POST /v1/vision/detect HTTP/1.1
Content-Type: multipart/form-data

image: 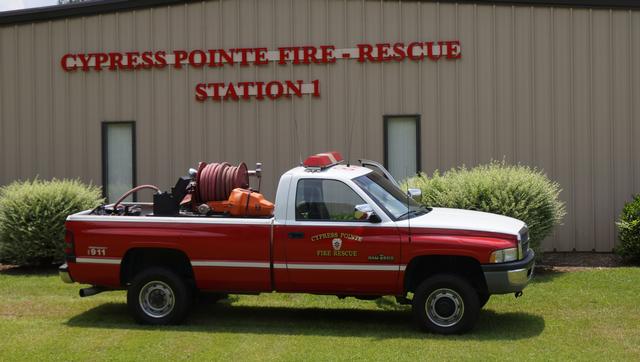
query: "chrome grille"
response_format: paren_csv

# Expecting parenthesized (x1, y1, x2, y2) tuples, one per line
(519, 226, 529, 258)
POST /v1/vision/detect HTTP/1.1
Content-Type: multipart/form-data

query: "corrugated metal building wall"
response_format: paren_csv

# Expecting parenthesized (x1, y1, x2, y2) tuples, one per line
(1, 0, 639, 252)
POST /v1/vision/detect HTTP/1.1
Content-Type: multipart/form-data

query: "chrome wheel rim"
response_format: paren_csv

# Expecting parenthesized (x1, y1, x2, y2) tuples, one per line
(139, 281, 175, 318)
(425, 288, 464, 328)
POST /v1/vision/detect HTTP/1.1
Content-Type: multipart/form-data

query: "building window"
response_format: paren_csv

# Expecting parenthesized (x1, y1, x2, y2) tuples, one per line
(102, 121, 136, 202)
(295, 179, 366, 222)
(384, 115, 421, 182)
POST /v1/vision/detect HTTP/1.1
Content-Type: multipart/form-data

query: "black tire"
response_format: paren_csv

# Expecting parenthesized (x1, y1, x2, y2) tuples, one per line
(412, 274, 480, 334)
(127, 267, 193, 325)
(478, 292, 490, 309)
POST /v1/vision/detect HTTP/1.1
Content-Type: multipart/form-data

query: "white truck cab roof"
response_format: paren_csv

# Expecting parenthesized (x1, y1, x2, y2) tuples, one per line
(283, 164, 373, 181)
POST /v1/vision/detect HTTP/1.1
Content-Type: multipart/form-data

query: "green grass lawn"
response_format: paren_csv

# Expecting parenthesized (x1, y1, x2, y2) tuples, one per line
(1, 268, 639, 361)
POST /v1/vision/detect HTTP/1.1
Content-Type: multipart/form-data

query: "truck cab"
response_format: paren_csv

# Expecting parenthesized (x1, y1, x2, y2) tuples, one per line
(59, 151, 535, 334)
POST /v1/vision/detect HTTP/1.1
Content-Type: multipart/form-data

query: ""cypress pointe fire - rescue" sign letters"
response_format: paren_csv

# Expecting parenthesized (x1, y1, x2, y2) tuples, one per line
(60, 41, 462, 101)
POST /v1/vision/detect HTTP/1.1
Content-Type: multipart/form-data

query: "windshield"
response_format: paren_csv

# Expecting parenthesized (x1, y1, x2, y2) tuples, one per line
(353, 172, 428, 220)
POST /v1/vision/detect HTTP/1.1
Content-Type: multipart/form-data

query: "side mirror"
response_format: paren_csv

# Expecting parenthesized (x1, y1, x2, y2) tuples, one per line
(354, 204, 382, 223)
(407, 188, 421, 201)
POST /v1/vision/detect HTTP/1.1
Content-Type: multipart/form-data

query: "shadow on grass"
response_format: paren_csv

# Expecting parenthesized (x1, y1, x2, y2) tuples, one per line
(0, 265, 58, 276)
(530, 267, 566, 284)
(66, 301, 544, 340)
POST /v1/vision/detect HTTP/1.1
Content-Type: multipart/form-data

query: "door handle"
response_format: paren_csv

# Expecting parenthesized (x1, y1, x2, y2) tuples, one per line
(288, 232, 304, 239)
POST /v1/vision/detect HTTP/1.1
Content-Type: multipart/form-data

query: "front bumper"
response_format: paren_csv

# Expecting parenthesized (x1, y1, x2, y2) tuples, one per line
(59, 263, 74, 284)
(482, 249, 535, 294)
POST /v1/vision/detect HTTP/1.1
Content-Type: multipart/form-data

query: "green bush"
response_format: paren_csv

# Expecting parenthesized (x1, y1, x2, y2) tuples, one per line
(404, 162, 566, 253)
(0, 179, 103, 266)
(615, 195, 640, 262)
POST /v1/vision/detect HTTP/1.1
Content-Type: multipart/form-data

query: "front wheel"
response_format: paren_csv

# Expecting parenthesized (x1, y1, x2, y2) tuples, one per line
(478, 292, 490, 309)
(127, 267, 193, 325)
(412, 274, 480, 334)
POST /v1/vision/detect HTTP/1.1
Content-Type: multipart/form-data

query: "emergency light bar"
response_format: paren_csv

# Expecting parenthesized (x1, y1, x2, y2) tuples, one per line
(303, 151, 344, 169)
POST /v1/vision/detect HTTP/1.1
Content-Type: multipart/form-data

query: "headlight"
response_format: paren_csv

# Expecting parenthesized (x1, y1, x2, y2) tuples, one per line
(489, 248, 519, 263)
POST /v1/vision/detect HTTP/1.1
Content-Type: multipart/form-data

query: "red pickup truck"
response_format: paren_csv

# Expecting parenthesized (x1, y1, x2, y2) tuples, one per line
(59, 152, 534, 334)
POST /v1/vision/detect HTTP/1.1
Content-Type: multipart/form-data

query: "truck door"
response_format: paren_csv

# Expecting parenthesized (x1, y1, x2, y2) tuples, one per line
(278, 178, 401, 294)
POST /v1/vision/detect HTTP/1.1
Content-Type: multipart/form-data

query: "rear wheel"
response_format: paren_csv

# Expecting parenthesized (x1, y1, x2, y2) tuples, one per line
(412, 274, 480, 334)
(127, 267, 192, 325)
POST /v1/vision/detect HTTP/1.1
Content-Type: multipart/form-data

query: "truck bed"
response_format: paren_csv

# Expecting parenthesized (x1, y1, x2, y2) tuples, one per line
(66, 204, 274, 292)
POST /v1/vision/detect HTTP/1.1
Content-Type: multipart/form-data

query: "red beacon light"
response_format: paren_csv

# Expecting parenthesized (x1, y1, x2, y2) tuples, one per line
(303, 151, 344, 170)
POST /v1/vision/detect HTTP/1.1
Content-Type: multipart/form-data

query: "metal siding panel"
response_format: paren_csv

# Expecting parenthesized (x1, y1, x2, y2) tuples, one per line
(364, 0, 383, 163)
(274, 0, 293, 181)
(66, 18, 85, 179)
(33, 23, 52, 180)
(382, 1, 401, 116)
(101, 14, 117, 120)
(65, 19, 79, 179)
(345, 0, 365, 163)
(421, 2, 441, 171)
(591, 9, 614, 251)
(151, 7, 172, 190)
(50, 21, 68, 179)
(82, 16, 102, 185)
(220, 0, 236, 165)
(568, 9, 591, 251)
(307, 0, 330, 157)
(185, 3, 205, 171)
(438, 3, 458, 171)
(17, 24, 35, 180)
(552, 9, 572, 251)
(0, 27, 18, 183)
(400, 1, 421, 116)
(457, 4, 478, 167)
(514, 7, 533, 165)
(0, 28, 4, 185)
(634, 12, 640, 197)
(117, 12, 135, 121)
(251, 0, 276, 199)
(494, 6, 515, 164)
(289, 0, 306, 163)
(115, 11, 137, 193)
(532, 8, 561, 250)
(133, 9, 153, 189)
(168, 4, 189, 179)
(237, 0, 258, 167)
(612, 11, 632, 251)
(203, 0, 223, 164)
(475, 5, 496, 166)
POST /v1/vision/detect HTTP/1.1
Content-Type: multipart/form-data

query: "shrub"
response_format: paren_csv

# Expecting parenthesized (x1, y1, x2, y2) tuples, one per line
(615, 195, 640, 262)
(404, 161, 566, 253)
(0, 179, 103, 266)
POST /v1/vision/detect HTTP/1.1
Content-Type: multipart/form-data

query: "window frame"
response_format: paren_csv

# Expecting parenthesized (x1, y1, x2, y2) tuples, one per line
(383, 114, 422, 179)
(101, 121, 137, 202)
(294, 178, 370, 223)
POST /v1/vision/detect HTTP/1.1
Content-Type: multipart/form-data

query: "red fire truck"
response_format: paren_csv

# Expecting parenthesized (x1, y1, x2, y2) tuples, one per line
(59, 152, 534, 334)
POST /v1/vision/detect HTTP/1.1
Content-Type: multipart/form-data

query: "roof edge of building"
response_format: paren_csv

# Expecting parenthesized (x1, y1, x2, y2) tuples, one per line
(0, 0, 196, 26)
(0, 0, 638, 27)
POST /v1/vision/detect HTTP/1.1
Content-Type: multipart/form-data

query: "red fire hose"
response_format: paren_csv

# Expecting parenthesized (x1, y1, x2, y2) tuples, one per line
(195, 162, 249, 202)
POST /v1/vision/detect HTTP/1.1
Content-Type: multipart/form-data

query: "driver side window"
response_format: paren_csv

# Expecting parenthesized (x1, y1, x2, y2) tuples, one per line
(295, 179, 366, 221)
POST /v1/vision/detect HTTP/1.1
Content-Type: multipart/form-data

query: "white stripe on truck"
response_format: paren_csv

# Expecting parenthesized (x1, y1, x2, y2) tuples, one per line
(76, 257, 121, 265)
(74, 258, 406, 271)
